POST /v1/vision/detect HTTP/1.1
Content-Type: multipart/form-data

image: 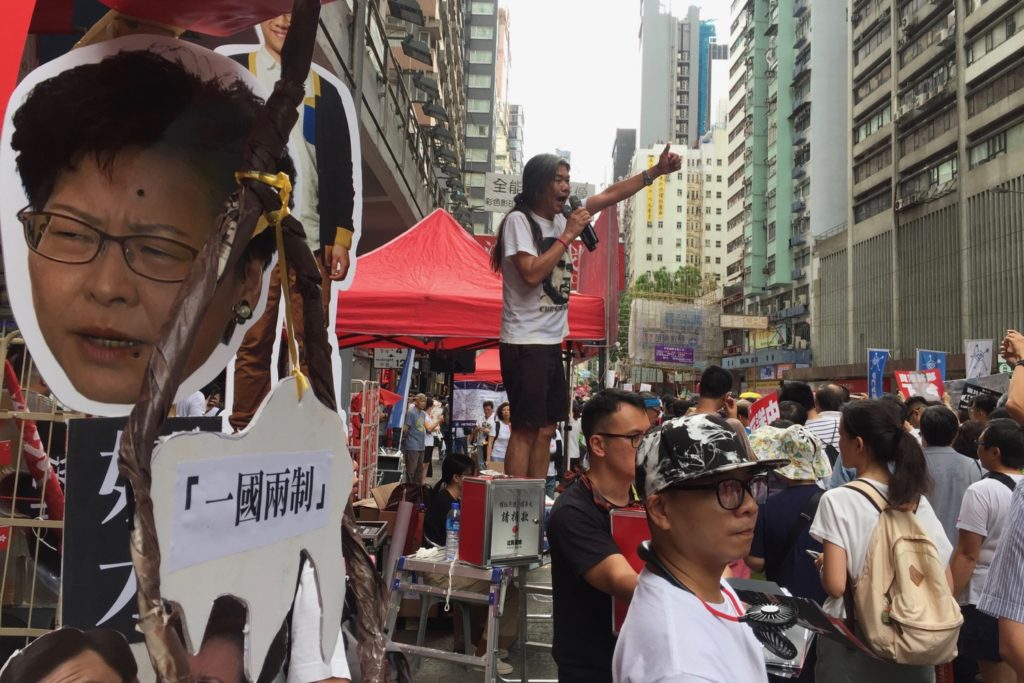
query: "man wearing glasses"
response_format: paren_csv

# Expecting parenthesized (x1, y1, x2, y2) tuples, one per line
(613, 413, 787, 682)
(546, 389, 648, 683)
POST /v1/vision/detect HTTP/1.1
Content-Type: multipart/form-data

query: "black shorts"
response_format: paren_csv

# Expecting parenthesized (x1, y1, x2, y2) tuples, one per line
(959, 604, 1002, 662)
(499, 342, 568, 428)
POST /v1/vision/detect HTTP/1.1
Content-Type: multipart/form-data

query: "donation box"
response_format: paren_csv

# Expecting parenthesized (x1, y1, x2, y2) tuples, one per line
(610, 507, 650, 633)
(460, 476, 545, 566)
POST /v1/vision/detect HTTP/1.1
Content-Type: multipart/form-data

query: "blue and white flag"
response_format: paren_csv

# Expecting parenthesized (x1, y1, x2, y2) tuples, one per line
(868, 348, 890, 399)
(964, 339, 994, 380)
(916, 348, 947, 381)
(387, 349, 416, 430)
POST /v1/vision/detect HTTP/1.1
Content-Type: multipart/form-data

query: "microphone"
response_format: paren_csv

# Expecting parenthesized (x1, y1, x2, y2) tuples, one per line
(563, 196, 599, 252)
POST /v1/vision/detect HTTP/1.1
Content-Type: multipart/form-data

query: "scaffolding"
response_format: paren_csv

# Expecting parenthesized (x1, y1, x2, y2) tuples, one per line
(621, 289, 723, 388)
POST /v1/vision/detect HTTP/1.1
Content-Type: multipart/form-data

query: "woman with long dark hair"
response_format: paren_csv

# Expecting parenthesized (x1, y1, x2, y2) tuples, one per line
(809, 400, 953, 681)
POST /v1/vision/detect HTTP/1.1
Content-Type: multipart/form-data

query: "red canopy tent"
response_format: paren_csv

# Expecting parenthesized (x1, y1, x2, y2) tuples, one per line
(335, 209, 606, 350)
(454, 349, 501, 383)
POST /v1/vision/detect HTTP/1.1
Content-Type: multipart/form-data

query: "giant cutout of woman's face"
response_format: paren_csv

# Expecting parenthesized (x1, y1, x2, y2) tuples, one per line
(0, 36, 275, 416)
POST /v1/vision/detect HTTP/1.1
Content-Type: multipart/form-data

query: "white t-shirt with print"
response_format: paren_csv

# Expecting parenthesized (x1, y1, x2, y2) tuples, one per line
(809, 478, 953, 618)
(500, 209, 574, 344)
(613, 569, 769, 683)
(956, 474, 1024, 605)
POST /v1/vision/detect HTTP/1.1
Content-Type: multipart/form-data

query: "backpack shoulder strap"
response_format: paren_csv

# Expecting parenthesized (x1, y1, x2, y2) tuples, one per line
(778, 488, 824, 566)
(843, 479, 890, 513)
(985, 471, 1018, 492)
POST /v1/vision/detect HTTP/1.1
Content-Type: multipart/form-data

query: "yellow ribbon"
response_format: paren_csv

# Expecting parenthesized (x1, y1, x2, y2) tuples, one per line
(235, 171, 310, 400)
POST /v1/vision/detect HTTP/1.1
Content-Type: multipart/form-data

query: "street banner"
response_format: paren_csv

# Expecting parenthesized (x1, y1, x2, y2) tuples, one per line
(964, 339, 994, 379)
(748, 393, 781, 432)
(867, 349, 890, 399)
(957, 383, 1004, 411)
(916, 349, 948, 381)
(386, 349, 416, 431)
(894, 369, 944, 401)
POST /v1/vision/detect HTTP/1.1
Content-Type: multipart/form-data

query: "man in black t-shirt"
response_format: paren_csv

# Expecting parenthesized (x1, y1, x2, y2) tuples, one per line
(546, 389, 648, 683)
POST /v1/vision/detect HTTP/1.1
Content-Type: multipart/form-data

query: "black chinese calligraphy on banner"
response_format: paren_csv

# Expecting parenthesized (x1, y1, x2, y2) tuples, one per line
(62, 417, 221, 642)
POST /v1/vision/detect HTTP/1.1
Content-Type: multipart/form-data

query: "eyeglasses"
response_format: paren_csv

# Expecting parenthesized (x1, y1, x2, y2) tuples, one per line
(670, 474, 770, 510)
(19, 208, 199, 283)
(597, 432, 646, 448)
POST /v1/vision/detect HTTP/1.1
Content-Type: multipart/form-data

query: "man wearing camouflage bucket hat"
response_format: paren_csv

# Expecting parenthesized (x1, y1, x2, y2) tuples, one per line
(612, 413, 788, 683)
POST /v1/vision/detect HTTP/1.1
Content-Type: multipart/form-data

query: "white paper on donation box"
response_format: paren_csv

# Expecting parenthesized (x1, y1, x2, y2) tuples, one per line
(142, 377, 351, 682)
(489, 485, 542, 562)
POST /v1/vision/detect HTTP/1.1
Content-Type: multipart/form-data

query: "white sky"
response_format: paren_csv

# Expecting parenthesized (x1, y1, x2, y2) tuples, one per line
(503, 0, 729, 188)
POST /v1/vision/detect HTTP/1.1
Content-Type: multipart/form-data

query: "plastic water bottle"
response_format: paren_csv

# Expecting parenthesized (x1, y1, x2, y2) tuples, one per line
(445, 502, 461, 561)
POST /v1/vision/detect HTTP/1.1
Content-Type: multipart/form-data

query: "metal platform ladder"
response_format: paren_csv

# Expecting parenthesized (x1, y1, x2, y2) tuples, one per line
(384, 556, 512, 683)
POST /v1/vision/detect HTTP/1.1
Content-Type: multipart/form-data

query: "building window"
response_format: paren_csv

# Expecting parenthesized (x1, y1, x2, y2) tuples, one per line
(468, 49, 494, 64)
(470, 25, 495, 39)
(470, 1, 495, 14)
(854, 189, 892, 223)
(967, 6, 1024, 64)
(676, 255, 682, 262)
(468, 98, 491, 113)
(646, 237, 653, 244)
(466, 123, 491, 137)
(716, 257, 721, 264)
(853, 104, 891, 143)
(467, 73, 493, 88)
(646, 254, 653, 261)
(465, 148, 489, 162)
(657, 254, 663, 261)
(465, 171, 486, 187)
(715, 241, 722, 248)
(677, 221, 683, 229)
(657, 237, 664, 245)
(968, 61, 1024, 117)
(968, 119, 1024, 167)
(705, 224, 711, 231)
(705, 256, 711, 263)
(716, 208, 722, 215)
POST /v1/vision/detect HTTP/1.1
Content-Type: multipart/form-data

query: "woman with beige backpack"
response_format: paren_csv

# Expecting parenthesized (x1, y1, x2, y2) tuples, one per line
(809, 400, 961, 682)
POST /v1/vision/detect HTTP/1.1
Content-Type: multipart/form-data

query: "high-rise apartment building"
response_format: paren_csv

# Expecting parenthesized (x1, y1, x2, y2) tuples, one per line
(640, 1, 728, 147)
(612, 129, 638, 181)
(698, 124, 730, 284)
(811, 0, 1024, 370)
(623, 144, 696, 282)
(720, 0, 847, 391)
(464, 0, 510, 234)
(508, 103, 525, 174)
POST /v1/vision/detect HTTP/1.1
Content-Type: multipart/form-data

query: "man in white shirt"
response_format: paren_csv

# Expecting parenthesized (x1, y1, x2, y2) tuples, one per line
(492, 147, 681, 479)
(950, 418, 1024, 683)
(613, 413, 787, 683)
(804, 383, 844, 453)
(471, 400, 496, 465)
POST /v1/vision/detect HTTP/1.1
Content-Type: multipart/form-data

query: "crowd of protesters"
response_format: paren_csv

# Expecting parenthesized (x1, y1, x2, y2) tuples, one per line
(543, 330, 1024, 682)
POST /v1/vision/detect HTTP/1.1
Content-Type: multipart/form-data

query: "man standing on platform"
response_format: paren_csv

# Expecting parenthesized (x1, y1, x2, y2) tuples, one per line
(491, 146, 681, 478)
(547, 389, 648, 683)
(228, 12, 356, 431)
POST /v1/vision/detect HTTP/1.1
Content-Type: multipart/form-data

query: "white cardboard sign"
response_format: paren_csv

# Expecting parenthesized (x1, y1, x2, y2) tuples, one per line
(143, 377, 352, 681)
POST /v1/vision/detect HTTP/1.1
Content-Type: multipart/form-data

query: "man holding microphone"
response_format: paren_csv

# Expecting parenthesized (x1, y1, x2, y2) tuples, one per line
(490, 145, 682, 478)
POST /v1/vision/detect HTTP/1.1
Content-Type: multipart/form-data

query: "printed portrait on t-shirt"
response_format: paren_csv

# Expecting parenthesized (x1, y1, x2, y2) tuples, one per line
(539, 236, 573, 310)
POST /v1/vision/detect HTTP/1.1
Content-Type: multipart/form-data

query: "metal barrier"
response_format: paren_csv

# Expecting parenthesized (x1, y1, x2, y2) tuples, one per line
(350, 379, 381, 500)
(0, 331, 82, 646)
